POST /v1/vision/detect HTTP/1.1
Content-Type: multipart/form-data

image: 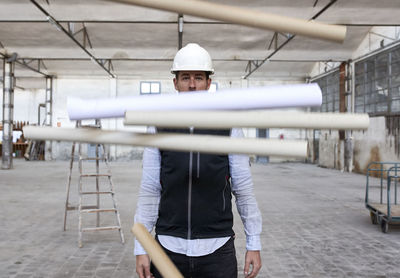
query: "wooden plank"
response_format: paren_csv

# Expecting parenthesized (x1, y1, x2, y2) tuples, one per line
(369, 203, 400, 217)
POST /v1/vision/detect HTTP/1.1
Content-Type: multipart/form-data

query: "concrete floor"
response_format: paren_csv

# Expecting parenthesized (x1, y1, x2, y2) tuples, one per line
(1, 159, 400, 278)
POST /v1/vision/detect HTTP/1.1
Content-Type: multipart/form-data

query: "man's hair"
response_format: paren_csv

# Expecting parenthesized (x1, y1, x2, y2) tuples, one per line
(175, 72, 210, 80)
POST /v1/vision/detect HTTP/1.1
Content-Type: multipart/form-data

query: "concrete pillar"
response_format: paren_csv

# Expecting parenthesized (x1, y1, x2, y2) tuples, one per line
(342, 62, 354, 172)
(45, 76, 53, 160)
(339, 62, 346, 140)
(2, 58, 15, 169)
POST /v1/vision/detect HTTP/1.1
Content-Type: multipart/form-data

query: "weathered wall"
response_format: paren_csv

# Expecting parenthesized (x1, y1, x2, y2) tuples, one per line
(352, 116, 400, 174)
(317, 130, 344, 170)
(317, 117, 400, 173)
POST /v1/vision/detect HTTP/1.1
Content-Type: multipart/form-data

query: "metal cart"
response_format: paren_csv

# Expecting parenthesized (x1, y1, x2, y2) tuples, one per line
(365, 162, 400, 233)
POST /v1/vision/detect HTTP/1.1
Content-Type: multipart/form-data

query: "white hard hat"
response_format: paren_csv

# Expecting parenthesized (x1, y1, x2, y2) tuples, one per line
(171, 43, 214, 74)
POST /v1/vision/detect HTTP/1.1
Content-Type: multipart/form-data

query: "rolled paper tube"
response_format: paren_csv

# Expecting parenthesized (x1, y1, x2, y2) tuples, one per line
(68, 83, 322, 120)
(131, 223, 183, 278)
(124, 111, 369, 130)
(106, 0, 346, 42)
(23, 126, 308, 157)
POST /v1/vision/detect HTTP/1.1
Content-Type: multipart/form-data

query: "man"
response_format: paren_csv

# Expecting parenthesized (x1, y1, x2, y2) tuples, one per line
(134, 43, 262, 278)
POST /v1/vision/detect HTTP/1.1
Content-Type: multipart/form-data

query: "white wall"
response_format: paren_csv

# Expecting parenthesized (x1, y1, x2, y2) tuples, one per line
(0, 85, 45, 145)
(352, 27, 400, 59)
(0, 87, 45, 126)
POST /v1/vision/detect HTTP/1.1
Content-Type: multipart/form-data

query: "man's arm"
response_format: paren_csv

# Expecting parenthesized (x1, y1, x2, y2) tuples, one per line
(230, 128, 262, 278)
(134, 128, 162, 278)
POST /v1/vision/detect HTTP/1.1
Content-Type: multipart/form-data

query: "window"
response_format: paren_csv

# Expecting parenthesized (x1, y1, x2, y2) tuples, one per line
(354, 44, 400, 116)
(313, 70, 340, 112)
(140, 81, 161, 94)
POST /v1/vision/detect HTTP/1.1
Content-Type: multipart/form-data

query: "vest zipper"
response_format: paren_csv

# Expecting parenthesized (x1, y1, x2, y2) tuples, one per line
(187, 127, 194, 240)
(197, 152, 200, 178)
(222, 178, 228, 211)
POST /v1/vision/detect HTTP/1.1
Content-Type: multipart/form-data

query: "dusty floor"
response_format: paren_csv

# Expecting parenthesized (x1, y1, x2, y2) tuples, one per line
(1, 159, 400, 278)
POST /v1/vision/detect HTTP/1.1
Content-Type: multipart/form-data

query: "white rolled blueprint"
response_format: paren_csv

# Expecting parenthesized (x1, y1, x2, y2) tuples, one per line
(67, 83, 322, 120)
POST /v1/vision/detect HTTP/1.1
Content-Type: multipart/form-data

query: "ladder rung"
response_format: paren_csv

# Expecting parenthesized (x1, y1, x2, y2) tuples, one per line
(82, 226, 121, 232)
(79, 125, 101, 128)
(81, 191, 113, 195)
(66, 205, 98, 211)
(80, 174, 111, 177)
(80, 157, 105, 161)
(81, 208, 117, 213)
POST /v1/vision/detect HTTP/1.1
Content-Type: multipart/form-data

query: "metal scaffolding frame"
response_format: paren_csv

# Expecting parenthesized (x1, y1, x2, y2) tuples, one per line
(0, 53, 49, 77)
(44, 76, 53, 160)
(2, 56, 15, 169)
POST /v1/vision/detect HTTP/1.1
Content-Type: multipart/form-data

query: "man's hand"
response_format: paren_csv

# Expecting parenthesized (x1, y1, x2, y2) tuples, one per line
(244, 250, 262, 278)
(136, 254, 153, 278)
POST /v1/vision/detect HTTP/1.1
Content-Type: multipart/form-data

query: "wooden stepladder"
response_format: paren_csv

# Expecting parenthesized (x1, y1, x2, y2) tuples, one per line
(63, 120, 124, 247)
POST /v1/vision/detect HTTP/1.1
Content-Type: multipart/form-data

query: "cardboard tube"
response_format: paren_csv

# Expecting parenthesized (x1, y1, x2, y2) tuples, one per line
(23, 126, 308, 158)
(132, 223, 183, 278)
(124, 111, 369, 130)
(107, 0, 346, 42)
(68, 83, 322, 120)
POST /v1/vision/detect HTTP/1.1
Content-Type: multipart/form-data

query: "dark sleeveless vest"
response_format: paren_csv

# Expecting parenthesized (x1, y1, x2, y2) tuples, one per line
(155, 127, 234, 239)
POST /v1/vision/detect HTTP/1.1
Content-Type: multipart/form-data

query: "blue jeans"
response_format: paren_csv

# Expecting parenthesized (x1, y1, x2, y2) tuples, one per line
(151, 236, 238, 278)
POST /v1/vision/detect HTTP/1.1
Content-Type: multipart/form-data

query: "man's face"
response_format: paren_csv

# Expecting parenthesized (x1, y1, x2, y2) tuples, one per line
(174, 71, 211, 92)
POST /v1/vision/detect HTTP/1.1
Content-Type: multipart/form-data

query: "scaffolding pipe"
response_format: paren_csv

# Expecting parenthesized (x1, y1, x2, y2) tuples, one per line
(107, 0, 346, 42)
(45, 76, 53, 160)
(2, 58, 15, 169)
(45, 76, 53, 126)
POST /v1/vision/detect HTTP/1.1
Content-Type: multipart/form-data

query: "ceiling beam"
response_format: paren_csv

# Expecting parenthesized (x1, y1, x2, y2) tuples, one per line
(0, 19, 399, 26)
(18, 57, 343, 62)
(243, 0, 339, 79)
(12, 57, 342, 63)
(0, 19, 226, 24)
(30, 0, 115, 78)
(0, 52, 49, 77)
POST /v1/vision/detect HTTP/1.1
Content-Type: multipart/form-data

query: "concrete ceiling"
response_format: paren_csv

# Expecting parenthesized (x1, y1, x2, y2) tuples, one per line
(0, 0, 399, 84)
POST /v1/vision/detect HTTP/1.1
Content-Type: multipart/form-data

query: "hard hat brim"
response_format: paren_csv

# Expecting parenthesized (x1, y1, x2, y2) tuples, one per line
(171, 69, 214, 75)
